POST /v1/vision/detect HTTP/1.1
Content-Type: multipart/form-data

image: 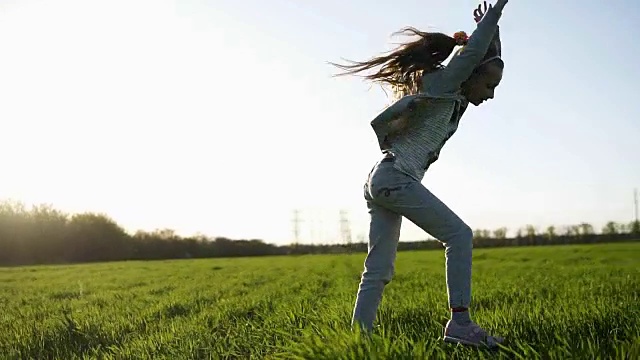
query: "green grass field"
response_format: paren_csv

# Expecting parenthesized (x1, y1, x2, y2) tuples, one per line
(1, 242, 638, 359)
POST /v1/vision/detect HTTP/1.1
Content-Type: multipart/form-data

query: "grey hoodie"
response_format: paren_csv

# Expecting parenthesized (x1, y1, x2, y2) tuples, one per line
(369, 3, 504, 181)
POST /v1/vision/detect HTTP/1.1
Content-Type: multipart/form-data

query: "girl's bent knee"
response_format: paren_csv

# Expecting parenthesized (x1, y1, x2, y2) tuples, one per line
(443, 224, 473, 249)
(460, 225, 473, 244)
(362, 268, 394, 285)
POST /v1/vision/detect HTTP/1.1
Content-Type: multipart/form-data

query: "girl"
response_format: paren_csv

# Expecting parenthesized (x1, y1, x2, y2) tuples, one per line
(331, 0, 509, 348)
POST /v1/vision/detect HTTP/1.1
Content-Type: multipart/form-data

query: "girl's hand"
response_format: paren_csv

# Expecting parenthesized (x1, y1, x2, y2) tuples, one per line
(474, 0, 508, 23)
(473, 1, 490, 23)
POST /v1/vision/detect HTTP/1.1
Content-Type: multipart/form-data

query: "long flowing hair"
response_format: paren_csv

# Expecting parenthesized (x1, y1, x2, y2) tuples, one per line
(329, 27, 461, 99)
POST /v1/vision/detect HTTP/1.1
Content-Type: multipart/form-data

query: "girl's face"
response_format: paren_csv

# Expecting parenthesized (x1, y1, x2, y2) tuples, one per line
(462, 62, 503, 106)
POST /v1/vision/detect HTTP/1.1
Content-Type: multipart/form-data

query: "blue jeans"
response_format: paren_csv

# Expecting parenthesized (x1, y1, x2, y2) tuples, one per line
(351, 156, 474, 331)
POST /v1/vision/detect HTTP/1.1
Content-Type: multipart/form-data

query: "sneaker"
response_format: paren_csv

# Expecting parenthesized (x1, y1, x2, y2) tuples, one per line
(443, 320, 504, 348)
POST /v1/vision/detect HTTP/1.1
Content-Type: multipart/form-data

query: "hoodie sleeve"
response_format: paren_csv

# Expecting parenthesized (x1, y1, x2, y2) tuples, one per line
(425, 2, 505, 95)
(493, 26, 502, 57)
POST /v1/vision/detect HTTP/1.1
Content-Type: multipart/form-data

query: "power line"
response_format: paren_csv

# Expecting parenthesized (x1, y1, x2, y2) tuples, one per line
(635, 188, 638, 224)
(339, 209, 352, 245)
(292, 209, 301, 244)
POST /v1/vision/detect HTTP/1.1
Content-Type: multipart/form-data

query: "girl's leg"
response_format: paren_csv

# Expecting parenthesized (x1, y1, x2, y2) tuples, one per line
(390, 185, 474, 312)
(351, 199, 402, 332)
(367, 163, 503, 346)
(366, 163, 473, 312)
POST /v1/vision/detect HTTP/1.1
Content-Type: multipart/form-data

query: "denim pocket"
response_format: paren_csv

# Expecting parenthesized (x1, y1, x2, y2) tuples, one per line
(367, 163, 415, 205)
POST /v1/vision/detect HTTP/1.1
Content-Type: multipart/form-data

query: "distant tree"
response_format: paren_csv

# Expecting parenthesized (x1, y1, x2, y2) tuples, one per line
(151, 228, 178, 240)
(545, 226, 556, 240)
(631, 220, 640, 235)
(493, 227, 508, 239)
(602, 221, 619, 235)
(619, 223, 628, 234)
(525, 225, 536, 238)
(579, 223, 594, 236)
(29, 204, 68, 263)
(569, 225, 581, 237)
(1, 198, 638, 266)
(66, 213, 131, 262)
(192, 232, 210, 242)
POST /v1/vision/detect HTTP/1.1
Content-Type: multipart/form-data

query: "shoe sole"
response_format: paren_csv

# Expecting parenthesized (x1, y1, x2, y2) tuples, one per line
(443, 335, 482, 347)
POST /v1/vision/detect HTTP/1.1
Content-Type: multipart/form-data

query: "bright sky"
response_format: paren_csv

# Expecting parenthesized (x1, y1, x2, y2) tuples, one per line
(1, 0, 638, 245)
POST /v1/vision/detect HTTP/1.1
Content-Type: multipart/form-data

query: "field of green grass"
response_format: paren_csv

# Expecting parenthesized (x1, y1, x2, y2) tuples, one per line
(1, 242, 638, 359)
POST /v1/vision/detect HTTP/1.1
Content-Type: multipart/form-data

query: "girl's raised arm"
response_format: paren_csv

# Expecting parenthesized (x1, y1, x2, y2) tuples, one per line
(427, 0, 508, 94)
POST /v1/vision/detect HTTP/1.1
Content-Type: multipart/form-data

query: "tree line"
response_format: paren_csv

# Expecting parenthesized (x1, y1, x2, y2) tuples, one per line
(0, 200, 638, 266)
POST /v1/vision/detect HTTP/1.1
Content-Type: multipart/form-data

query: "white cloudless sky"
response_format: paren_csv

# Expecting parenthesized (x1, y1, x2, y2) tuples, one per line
(1, 0, 639, 244)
